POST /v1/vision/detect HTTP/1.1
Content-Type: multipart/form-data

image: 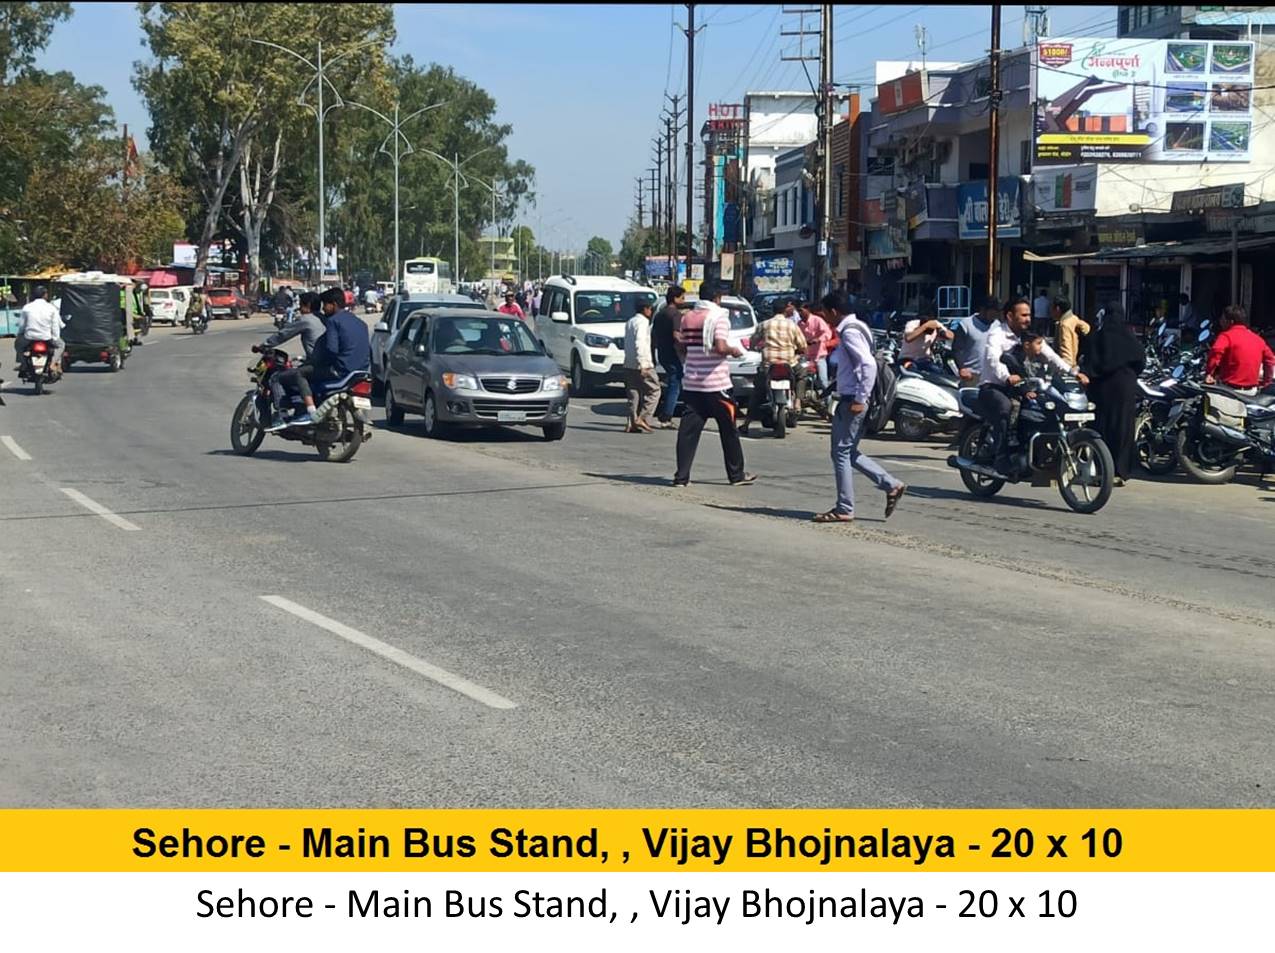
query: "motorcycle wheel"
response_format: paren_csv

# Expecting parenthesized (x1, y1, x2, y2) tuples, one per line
(33, 377, 44, 396)
(1057, 430, 1114, 514)
(316, 403, 362, 463)
(958, 425, 1004, 498)
(1175, 427, 1238, 485)
(230, 394, 266, 456)
(1134, 411, 1178, 476)
(773, 405, 786, 439)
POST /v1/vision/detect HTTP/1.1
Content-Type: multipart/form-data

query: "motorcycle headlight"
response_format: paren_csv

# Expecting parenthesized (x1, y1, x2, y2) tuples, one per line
(1045, 401, 1057, 411)
(1065, 392, 1088, 410)
(441, 372, 480, 391)
(541, 375, 568, 393)
(583, 333, 613, 349)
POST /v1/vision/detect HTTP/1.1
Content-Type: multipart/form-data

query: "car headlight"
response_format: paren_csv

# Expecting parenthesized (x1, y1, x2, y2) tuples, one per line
(541, 375, 569, 393)
(583, 333, 612, 348)
(441, 372, 480, 391)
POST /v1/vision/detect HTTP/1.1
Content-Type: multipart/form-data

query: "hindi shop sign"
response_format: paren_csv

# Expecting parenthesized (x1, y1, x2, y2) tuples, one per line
(957, 178, 1023, 240)
(1170, 183, 1245, 212)
(752, 254, 794, 292)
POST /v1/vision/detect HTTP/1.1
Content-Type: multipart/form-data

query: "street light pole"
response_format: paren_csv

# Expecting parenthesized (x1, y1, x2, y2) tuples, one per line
(416, 145, 496, 288)
(343, 98, 448, 284)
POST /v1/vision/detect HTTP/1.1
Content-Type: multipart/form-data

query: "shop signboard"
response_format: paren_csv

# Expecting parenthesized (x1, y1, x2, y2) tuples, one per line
(644, 256, 671, 278)
(1030, 165, 1098, 214)
(1034, 37, 1254, 164)
(172, 243, 197, 267)
(1096, 223, 1143, 248)
(957, 177, 1023, 240)
(1170, 183, 1245, 212)
(752, 253, 794, 291)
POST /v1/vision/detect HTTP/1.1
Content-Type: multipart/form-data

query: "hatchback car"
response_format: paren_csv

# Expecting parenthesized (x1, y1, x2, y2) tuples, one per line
(384, 309, 569, 441)
(371, 292, 486, 392)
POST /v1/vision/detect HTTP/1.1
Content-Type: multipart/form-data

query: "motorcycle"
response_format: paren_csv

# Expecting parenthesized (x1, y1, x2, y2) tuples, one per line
(18, 339, 62, 395)
(755, 362, 799, 438)
(948, 376, 1115, 514)
(187, 308, 209, 334)
(230, 345, 374, 463)
(1173, 379, 1275, 485)
(796, 355, 831, 420)
(273, 307, 291, 330)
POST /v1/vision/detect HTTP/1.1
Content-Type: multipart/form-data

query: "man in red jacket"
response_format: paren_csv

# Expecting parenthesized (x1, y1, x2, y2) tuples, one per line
(1205, 305, 1275, 394)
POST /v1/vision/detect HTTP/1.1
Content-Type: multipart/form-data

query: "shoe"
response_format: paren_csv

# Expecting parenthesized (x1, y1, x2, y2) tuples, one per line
(1113, 476, 1127, 487)
(264, 416, 288, 433)
(884, 483, 907, 519)
(730, 472, 757, 486)
(671, 478, 689, 487)
(287, 412, 315, 428)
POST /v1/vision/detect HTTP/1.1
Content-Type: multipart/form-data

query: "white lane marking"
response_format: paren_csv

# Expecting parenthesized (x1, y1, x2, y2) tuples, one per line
(1, 436, 31, 461)
(58, 487, 141, 532)
(260, 595, 517, 710)
(873, 457, 952, 474)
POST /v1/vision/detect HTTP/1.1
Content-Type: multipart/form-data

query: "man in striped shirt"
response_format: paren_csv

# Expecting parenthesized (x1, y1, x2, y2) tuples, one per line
(672, 282, 756, 487)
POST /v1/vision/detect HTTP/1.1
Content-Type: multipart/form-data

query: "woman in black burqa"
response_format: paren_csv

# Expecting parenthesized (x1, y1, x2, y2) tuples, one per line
(1081, 302, 1145, 486)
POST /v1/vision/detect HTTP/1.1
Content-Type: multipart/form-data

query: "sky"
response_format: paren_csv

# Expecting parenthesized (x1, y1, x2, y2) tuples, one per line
(35, 3, 1116, 253)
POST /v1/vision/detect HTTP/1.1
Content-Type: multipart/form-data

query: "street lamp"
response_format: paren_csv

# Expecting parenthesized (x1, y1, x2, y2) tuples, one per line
(343, 98, 448, 286)
(470, 176, 507, 283)
(247, 37, 380, 284)
(416, 145, 497, 285)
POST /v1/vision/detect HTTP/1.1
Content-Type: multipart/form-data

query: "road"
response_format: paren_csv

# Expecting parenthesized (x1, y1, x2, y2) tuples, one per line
(1, 313, 1272, 808)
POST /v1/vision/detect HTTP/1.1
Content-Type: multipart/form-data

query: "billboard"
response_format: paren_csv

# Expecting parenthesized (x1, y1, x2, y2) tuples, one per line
(1030, 165, 1097, 214)
(172, 242, 196, 267)
(752, 253, 794, 291)
(1034, 37, 1254, 164)
(957, 177, 1023, 240)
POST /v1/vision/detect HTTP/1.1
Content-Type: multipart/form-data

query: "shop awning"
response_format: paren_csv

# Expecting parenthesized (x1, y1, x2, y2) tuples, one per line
(1024, 235, 1275, 264)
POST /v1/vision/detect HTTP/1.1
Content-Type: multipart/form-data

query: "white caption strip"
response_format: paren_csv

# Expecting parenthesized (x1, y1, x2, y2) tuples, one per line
(260, 595, 517, 710)
(58, 487, 141, 532)
(1, 436, 31, 461)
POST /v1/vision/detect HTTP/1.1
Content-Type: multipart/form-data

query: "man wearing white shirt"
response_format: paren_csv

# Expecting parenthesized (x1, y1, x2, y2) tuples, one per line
(623, 299, 660, 433)
(978, 297, 1086, 473)
(14, 285, 64, 369)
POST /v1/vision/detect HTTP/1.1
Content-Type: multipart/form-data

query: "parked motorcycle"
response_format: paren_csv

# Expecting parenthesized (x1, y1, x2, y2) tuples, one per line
(18, 339, 62, 395)
(1173, 380, 1275, 485)
(230, 345, 374, 463)
(755, 362, 799, 438)
(948, 376, 1114, 513)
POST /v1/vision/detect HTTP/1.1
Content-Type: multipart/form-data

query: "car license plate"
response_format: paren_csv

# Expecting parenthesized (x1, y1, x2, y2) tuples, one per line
(352, 396, 372, 410)
(1063, 412, 1094, 422)
(497, 410, 527, 422)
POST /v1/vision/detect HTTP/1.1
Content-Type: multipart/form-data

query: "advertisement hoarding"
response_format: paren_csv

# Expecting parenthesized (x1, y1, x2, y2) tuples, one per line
(752, 254, 794, 291)
(172, 243, 196, 267)
(957, 178, 1023, 240)
(1030, 165, 1098, 214)
(1034, 37, 1254, 164)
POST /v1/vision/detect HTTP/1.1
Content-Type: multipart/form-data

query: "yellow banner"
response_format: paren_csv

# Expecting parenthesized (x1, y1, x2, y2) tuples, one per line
(1037, 133, 1152, 145)
(1, 810, 1273, 872)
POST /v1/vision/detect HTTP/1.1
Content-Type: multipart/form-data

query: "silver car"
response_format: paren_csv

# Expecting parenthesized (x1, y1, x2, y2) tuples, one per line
(371, 292, 485, 389)
(383, 309, 570, 441)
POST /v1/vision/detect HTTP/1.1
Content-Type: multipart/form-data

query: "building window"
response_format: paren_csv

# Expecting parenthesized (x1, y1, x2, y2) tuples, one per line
(969, 161, 989, 180)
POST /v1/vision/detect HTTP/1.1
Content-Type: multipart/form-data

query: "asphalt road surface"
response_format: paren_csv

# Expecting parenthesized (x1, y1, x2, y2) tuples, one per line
(1, 313, 1272, 808)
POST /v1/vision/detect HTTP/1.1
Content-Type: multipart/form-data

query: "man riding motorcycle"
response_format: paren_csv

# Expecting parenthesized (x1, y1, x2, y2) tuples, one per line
(13, 285, 64, 371)
(978, 297, 1087, 475)
(953, 294, 1001, 385)
(278, 287, 370, 429)
(263, 291, 325, 431)
(740, 301, 807, 435)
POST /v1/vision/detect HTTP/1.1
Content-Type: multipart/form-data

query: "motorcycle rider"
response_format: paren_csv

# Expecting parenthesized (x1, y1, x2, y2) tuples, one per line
(979, 298, 1087, 474)
(283, 287, 371, 428)
(272, 284, 294, 322)
(1204, 305, 1275, 395)
(263, 291, 326, 431)
(13, 285, 64, 372)
(740, 300, 807, 436)
(953, 294, 1000, 384)
(900, 311, 955, 375)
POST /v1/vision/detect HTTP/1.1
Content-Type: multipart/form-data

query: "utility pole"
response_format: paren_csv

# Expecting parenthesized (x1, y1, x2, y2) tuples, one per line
(652, 136, 663, 237)
(820, 3, 833, 298)
(782, 5, 824, 298)
(1023, 5, 1050, 46)
(986, 4, 1002, 300)
(647, 168, 660, 234)
(663, 96, 683, 280)
(683, 3, 697, 281)
(635, 176, 645, 229)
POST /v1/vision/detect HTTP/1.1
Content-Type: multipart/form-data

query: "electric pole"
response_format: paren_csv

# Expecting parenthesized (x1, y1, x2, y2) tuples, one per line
(651, 137, 663, 237)
(684, 3, 696, 281)
(635, 176, 645, 229)
(781, 5, 824, 298)
(986, 3, 1002, 300)
(1023, 5, 1050, 45)
(663, 95, 683, 280)
(820, 3, 833, 298)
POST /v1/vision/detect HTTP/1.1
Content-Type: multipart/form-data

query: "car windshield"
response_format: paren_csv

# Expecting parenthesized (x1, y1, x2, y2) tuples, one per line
(433, 316, 542, 355)
(573, 291, 656, 324)
(151, 290, 170, 300)
(724, 305, 754, 330)
(406, 261, 435, 274)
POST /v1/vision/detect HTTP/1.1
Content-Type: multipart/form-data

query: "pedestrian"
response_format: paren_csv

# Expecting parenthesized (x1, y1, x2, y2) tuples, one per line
(672, 281, 755, 487)
(652, 284, 685, 427)
(1081, 302, 1145, 487)
(814, 291, 906, 523)
(498, 290, 526, 321)
(623, 300, 661, 433)
(1033, 286, 1051, 330)
(1051, 295, 1090, 368)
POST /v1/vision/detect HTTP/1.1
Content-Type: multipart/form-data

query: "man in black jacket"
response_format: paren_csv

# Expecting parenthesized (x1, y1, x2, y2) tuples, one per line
(652, 284, 685, 426)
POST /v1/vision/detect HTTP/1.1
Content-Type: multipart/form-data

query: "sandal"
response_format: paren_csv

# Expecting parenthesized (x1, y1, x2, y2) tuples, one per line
(884, 484, 907, 519)
(813, 510, 854, 523)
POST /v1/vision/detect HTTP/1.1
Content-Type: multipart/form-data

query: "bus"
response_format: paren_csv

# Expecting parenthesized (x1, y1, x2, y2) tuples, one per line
(402, 257, 454, 295)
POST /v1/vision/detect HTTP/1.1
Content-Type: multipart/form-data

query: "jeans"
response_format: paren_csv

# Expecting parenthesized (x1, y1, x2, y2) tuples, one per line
(977, 385, 1015, 460)
(830, 399, 902, 515)
(658, 358, 683, 420)
(674, 389, 746, 483)
(277, 364, 318, 408)
(814, 356, 829, 392)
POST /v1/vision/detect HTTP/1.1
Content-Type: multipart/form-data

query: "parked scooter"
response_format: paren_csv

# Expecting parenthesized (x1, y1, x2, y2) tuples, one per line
(888, 344, 963, 440)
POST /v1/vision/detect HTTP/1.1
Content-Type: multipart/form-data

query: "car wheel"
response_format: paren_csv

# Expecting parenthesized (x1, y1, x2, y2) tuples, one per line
(543, 421, 567, 441)
(570, 354, 595, 397)
(421, 390, 447, 439)
(385, 384, 405, 426)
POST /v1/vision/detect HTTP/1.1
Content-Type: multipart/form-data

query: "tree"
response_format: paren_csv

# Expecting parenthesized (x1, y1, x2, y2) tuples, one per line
(134, 2, 396, 281)
(585, 235, 614, 274)
(617, 216, 663, 278)
(0, 2, 70, 81)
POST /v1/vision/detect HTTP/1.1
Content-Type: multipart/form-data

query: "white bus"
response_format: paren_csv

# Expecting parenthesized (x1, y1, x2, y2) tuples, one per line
(402, 257, 455, 295)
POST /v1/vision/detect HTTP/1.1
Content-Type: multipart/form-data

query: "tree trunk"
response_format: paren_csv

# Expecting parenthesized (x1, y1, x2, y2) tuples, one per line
(236, 129, 282, 293)
(192, 109, 254, 284)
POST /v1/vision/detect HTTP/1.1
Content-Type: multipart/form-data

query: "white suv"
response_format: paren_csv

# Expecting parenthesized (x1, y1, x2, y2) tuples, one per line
(533, 275, 658, 395)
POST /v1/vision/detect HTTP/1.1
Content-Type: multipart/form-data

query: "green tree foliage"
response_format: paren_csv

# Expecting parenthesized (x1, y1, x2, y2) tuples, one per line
(0, 1, 69, 80)
(585, 235, 614, 273)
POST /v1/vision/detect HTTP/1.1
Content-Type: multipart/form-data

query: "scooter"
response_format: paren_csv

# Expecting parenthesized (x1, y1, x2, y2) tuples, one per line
(755, 363, 799, 438)
(889, 345, 963, 440)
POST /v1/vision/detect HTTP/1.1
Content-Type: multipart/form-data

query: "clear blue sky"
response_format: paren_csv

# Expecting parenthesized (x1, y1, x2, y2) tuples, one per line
(36, 3, 1115, 252)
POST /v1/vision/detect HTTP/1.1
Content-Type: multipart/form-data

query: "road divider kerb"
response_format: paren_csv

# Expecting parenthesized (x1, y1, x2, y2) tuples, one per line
(58, 487, 142, 532)
(1, 435, 32, 461)
(259, 594, 518, 710)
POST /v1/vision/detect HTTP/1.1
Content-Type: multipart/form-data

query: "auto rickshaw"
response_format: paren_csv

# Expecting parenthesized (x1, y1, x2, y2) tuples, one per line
(56, 272, 135, 372)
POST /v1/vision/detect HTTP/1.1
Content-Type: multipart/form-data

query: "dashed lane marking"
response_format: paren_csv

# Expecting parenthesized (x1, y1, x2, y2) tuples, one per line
(58, 487, 141, 532)
(1, 436, 31, 461)
(260, 595, 517, 710)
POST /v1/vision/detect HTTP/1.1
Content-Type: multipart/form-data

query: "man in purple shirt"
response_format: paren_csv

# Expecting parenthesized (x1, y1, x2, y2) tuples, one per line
(814, 291, 906, 523)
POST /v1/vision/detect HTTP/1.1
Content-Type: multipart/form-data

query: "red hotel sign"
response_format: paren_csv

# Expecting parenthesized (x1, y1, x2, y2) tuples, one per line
(876, 71, 928, 115)
(708, 102, 746, 132)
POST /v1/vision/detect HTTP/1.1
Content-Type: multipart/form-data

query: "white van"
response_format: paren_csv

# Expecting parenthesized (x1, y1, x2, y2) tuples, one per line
(533, 275, 657, 396)
(149, 286, 192, 325)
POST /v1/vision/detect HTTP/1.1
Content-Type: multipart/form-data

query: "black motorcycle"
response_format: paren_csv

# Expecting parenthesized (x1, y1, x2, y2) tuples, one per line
(18, 339, 62, 395)
(754, 362, 799, 438)
(1174, 381, 1275, 485)
(949, 376, 1115, 513)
